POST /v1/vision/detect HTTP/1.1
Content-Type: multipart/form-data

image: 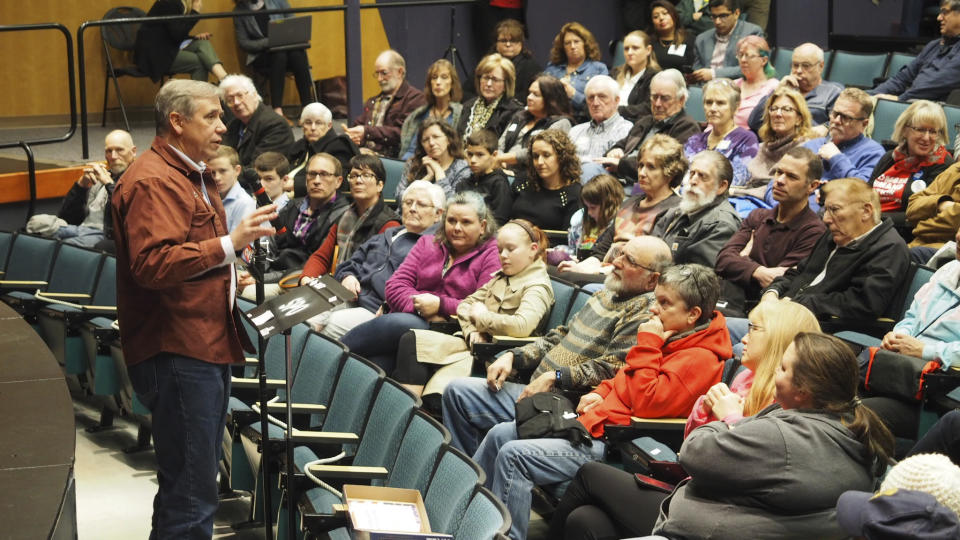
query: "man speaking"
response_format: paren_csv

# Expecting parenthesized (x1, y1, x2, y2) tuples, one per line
(111, 79, 277, 539)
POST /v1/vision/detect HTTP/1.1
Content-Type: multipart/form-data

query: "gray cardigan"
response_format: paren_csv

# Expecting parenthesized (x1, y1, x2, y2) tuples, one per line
(397, 103, 464, 160)
(654, 405, 878, 539)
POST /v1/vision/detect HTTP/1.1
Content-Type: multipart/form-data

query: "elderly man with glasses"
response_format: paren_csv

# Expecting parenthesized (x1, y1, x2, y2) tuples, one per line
(343, 49, 426, 157)
(601, 69, 702, 182)
(747, 42, 843, 132)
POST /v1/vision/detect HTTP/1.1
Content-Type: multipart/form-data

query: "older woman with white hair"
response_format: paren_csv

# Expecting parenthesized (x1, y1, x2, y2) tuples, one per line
(307, 180, 446, 339)
(683, 78, 758, 187)
(286, 102, 359, 197)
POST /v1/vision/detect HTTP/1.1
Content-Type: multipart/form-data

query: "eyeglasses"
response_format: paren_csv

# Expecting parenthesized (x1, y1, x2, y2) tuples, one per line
(908, 125, 941, 136)
(401, 199, 434, 210)
(791, 61, 818, 71)
(610, 246, 655, 272)
(940, 7, 955, 16)
(829, 109, 866, 125)
(747, 322, 765, 333)
(223, 90, 249, 104)
(481, 75, 505, 85)
(301, 119, 327, 127)
(306, 170, 338, 182)
(709, 11, 735, 20)
(769, 105, 797, 115)
(496, 38, 520, 45)
(347, 172, 378, 182)
(373, 69, 394, 79)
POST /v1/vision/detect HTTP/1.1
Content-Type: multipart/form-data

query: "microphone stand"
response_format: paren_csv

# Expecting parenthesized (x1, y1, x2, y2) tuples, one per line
(248, 236, 275, 540)
(443, 6, 467, 82)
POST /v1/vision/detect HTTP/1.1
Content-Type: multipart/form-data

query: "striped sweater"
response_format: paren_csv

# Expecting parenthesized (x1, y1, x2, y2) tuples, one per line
(512, 288, 654, 389)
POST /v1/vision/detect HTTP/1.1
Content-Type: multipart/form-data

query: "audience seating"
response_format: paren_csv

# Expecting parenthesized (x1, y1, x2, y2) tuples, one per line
(381, 157, 405, 205)
(4, 243, 102, 327)
(825, 51, 889, 89)
(0, 231, 13, 275)
(0, 233, 59, 299)
(685, 85, 705, 124)
(884, 51, 917, 79)
(871, 98, 910, 144)
(771, 47, 793, 79)
(100, 6, 153, 133)
(943, 103, 960, 145)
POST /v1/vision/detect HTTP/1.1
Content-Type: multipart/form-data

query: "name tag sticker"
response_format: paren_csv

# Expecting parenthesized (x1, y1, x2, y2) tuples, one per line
(911, 179, 927, 193)
(716, 139, 731, 151)
(668, 44, 687, 56)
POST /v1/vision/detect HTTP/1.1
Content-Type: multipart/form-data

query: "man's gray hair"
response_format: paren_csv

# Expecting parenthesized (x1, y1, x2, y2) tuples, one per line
(300, 102, 332, 124)
(585, 75, 620, 97)
(379, 49, 406, 70)
(658, 263, 720, 325)
(651, 69, 689, 102)
(944, 0, 960, 13)
(155, 79, 220, 136)
(691, 150, 733, 192)
(402, 179, 446, 210)
(218, 74, 262, 102)
(794, 42, 825, 64)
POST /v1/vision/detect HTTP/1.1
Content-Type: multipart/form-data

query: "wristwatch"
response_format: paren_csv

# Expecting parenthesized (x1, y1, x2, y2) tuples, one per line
(555, 369, 562, 389)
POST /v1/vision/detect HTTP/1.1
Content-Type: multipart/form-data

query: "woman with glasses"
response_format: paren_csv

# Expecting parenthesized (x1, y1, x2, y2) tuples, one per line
(551, 332, 893, 540)
(544, 22, 609, 122)
(285, 102, 359, 197)
(868, 100, 953, 219)
(733, 35, 778, 129)
(395, 119, 471, 201)
(398, 59, 464, 161)
(683, 78, 759, 187)
(491, 19, 542, 104)
(305, 180, 445, 339)
(392, 219, 553, 412)
(340, 191, 501, 371)
(648, 0, 697, 73)
(300, 155, 400, 278)
(613, 30, 662, 122)
(738, 86, 813, 195)
(457, 54, 523, 138)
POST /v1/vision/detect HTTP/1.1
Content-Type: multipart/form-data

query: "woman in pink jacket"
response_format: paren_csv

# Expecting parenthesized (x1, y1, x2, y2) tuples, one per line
(340, 191, 501, 371)
(684, 298, 820, 435)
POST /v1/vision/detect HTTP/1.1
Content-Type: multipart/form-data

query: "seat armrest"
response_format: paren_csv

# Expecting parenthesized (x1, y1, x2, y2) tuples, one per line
(266, 402, 327, 414)
(0, 280, 47, 287)
(305, 464, 388, 481)
(231, 377, 286, 389)
(38, 292, 92, 299)
(290, 428, 359, 444)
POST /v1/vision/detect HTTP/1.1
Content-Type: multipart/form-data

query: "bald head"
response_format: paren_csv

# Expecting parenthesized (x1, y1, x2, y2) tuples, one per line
(374, 50, 406, 94)
(791, 43, 825, 93)
(104, 130, 136, 176)
(606, 236, 673, 296)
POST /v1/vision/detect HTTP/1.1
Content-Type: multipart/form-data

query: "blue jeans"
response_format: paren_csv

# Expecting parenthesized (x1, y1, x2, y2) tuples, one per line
(340, 312, 429, 372)
(474, 421, 606, 540)
(727, 316, 749, 357)
(128, 353, 230, 540)
(55, 224, 105, 248)
(441, 377, 526, 456)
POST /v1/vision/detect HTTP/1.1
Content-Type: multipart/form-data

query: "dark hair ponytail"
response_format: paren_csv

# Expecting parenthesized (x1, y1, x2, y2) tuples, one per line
(791, 333, 895, 474)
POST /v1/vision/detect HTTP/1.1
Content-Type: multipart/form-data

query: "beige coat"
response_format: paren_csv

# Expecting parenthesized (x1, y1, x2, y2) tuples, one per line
(907, 161, 960, 248)
(413, 258, 554, 395)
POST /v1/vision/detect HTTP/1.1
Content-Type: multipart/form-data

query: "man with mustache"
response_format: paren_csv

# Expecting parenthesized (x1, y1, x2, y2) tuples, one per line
(650, 150, 741, 267)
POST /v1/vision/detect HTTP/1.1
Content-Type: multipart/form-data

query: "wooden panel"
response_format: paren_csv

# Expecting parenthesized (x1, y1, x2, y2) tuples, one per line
(0, 166, 83, 204)
(0, 0, 390, 120)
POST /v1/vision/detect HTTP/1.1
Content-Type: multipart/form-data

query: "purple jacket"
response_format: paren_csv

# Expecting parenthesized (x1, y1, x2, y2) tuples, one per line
(384, 234, 501, 317)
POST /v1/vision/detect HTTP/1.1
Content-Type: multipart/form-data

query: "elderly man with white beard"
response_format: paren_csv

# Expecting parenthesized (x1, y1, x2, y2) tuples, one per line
(650, 150, 741, 267)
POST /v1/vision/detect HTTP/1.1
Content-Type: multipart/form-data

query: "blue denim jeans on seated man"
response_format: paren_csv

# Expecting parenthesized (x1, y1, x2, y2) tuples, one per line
(441, 377, 526, 456)
(340, 312, 429, 373)
(128, 353, 230, 540)
(474, 420, 607, 540)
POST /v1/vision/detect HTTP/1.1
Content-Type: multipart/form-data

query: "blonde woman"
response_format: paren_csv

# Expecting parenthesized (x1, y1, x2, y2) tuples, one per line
(685, 298, 820, 436)
(457, 54, 522, 138)
(612, 30, 661, 121)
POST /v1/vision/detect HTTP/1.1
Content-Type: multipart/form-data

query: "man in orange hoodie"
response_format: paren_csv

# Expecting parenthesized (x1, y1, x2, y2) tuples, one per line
(473, 263, 733, 540)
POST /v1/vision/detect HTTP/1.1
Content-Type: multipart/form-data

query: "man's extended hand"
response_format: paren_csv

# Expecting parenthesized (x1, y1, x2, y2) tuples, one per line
(229, 204, 278, 249)
(486, 352, 514, 391)
(516, 371, 556, 401)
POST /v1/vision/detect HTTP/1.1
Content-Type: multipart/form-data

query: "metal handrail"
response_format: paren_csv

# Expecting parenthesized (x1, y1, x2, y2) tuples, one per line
(0, 22, 76, 221)
(76, 0, 475, 159)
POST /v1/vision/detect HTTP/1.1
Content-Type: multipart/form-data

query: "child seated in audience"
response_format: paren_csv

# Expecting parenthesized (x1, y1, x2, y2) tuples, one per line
(456, 129, 512, 225)
(553, 173, 624, 265)
(253, 151, 292, 211)
(209, 146, 254, 233)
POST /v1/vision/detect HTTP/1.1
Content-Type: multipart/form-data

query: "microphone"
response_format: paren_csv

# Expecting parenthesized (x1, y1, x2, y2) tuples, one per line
(248, 176, 287, 235)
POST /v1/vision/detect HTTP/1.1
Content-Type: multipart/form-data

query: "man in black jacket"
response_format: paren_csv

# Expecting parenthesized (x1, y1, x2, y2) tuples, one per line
(727, 177, 910, 347)
(220, 74, 294, 188)
(600, 69, 701, 183)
